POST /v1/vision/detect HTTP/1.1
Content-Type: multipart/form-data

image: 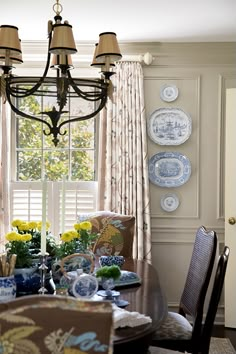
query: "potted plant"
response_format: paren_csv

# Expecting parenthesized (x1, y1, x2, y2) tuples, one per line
(51, 221, 98, 284)
(5, 219, 57, 295)
(55, 221, 98, 259)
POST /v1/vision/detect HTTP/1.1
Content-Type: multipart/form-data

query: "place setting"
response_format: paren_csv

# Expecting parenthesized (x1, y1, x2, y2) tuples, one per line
(59, 255, 141, 308)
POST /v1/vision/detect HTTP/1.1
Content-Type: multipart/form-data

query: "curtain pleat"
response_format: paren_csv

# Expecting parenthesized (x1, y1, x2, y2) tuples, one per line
(0, 98, 11, 251)
(98, 62, 152, 262)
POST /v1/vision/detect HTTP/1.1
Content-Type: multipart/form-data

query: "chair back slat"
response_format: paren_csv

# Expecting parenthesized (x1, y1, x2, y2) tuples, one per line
(180, 226, 217, 316)
(179, 226, 217, 344)
(200, 246, 230, 354)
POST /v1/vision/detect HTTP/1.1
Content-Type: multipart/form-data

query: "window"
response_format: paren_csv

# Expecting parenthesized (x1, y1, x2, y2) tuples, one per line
(10, 85, 98, 236)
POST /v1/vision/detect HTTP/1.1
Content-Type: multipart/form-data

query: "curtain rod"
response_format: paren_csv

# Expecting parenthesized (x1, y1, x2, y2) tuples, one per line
(121, 52, 153, 65)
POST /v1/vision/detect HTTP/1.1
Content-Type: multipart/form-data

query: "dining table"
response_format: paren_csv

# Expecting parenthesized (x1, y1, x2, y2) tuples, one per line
(0, 256, 167, 354)
(112, 258, 167, 354)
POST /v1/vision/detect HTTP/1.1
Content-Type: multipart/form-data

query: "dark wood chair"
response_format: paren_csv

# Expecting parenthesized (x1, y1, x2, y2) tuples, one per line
(200, 246, 230, 354)
(151, 226, 217, 354)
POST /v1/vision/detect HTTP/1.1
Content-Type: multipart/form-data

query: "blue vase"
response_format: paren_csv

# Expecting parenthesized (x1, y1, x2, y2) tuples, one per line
(0, 276, 16, 302)
(14, 267, 41, 296)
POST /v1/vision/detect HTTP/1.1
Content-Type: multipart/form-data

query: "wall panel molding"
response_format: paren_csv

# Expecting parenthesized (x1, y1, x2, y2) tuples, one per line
(151, 226, 224, 244)
(146, 75, 201, 219)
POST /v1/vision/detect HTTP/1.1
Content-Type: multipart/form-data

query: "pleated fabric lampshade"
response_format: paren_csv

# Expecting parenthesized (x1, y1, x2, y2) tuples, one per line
(49, 22, 77, 54)
(0, 25, 22, 57)
(50, 54, 73, 69)
(91, 43, 115, 67)
(96, 32, 122, 63)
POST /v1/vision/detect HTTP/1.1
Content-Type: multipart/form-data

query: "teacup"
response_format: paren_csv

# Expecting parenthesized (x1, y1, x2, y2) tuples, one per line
(99, 255, 125, 267)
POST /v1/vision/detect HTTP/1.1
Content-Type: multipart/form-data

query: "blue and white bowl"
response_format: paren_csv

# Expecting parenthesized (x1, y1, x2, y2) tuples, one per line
(99, 255, 125, 267)
(0, 275, 17, 302)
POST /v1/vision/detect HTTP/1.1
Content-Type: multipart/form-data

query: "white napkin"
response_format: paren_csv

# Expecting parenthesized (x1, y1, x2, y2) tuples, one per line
(112, 303, 152, 329)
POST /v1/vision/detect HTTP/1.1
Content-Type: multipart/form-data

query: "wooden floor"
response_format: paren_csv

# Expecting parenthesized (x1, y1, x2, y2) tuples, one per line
(212, 325, 236, 350)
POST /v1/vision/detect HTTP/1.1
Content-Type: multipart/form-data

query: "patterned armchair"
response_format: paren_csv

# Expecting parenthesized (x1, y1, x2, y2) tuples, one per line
(78, 211, 135, 258)
(0, 295, 113, 354)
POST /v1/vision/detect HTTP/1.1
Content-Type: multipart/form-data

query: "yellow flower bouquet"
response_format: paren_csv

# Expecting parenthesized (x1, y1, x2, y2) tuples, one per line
(5, 219, 57, 268)
(56, 221, 98, 259)
(5, 231, 33, 268)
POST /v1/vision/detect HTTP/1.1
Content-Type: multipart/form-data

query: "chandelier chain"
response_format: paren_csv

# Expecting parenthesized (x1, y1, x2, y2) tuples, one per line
(53, 0, 63, 17)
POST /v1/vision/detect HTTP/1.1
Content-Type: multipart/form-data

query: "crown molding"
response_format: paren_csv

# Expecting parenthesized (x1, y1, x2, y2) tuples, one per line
(20, 40, 236, 67)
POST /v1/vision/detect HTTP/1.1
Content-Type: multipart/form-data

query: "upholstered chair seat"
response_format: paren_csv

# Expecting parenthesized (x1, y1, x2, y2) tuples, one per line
(153, 312, 192, 341)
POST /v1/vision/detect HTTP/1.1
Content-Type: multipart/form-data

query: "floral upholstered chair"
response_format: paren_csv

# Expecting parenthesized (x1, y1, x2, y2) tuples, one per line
(0, 295, 113, 354)
(77, 211, 135, 258)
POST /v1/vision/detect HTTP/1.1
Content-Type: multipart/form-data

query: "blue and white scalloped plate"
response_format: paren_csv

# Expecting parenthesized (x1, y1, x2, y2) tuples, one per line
(149, 152, 191, 187)
(98, 271, 141, 288)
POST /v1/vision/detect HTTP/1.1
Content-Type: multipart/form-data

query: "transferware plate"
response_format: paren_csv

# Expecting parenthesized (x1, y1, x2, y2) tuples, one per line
(149, 151, 191, 187)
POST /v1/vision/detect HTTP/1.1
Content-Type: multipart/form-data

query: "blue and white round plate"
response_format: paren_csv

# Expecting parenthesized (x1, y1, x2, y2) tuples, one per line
(72, 274, 98, 299)
(161, 193, 180, 212)
(160, 84, 179, 102)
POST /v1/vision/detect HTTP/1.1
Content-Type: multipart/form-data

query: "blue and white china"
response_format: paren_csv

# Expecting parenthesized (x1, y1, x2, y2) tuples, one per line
(148, 108, 192, 145)
(99, 255, 125, 267)
(113, 270, 141, 287)
(97, 277, 130, 307)
(160, 84, 179, 102)
(71, 273, 98, 299)
(149, 152, 191, 187)
(97, 277, 120, 299)
(14, 267, 41, 295)
(161, 193, 180, 212)
(0, 276, 16, 302)
(97, 270, 141, 288)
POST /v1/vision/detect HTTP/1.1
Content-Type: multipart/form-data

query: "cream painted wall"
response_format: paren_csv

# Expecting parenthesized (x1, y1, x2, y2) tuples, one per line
(141, 42, 236, 323)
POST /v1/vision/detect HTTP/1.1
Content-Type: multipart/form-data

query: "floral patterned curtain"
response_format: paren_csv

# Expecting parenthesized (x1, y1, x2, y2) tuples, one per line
(98, 61, 152, 262)
(0, 96, 11, 251)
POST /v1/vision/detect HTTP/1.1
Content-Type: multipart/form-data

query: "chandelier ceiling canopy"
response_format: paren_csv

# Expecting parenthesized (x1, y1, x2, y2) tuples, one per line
(0, 0, 122, 146)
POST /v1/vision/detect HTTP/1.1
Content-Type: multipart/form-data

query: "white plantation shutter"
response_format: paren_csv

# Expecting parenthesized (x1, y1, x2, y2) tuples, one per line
(61, 182, 98, 232)
(10, 181, 97, 238)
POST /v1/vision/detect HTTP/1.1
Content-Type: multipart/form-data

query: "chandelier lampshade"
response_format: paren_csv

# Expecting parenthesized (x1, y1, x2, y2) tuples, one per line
(49, 22, 77, 54)
(0, 0, 122, 146)
(0, 25, 22, 57)
(91, 43, 115, 68)
(0, 53, 23, 64)
(96, 32, 122, 62)
(50, 54, 73, 70)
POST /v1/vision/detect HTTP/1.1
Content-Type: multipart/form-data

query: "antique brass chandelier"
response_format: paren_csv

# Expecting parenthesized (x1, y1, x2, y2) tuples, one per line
(0, 0, 122, 146)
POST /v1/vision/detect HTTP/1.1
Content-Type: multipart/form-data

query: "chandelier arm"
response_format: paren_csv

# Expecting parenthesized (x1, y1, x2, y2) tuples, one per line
(5, 87, 52, 131)
(67, 71, 109, 102)
(70, 80, 108, 102)
(6, 33, 53, 99)
(57, 93, 107, 131)
(5, 76, 107, 101)
(5, 80, 51, 98)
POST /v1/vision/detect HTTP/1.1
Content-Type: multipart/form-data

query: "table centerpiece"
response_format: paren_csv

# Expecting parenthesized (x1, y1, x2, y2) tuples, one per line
(5, 219, 57, 295)
(52, 221, 99, 284)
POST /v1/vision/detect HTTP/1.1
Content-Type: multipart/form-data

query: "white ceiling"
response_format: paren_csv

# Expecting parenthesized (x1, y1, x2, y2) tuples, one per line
(1, 0, 236, 43)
